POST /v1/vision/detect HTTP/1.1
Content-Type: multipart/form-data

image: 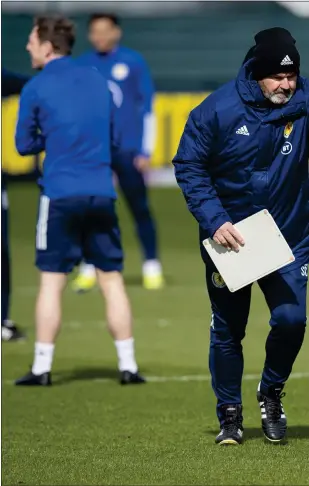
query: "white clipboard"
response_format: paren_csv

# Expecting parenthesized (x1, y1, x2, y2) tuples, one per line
(203, 209, 295, 292)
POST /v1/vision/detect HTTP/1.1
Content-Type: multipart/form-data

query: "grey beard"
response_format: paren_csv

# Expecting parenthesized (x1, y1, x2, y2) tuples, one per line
(265, 90, 293, 105)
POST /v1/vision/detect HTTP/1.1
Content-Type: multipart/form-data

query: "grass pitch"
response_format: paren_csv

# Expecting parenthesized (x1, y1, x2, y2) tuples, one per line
(2, 183, 309, 485)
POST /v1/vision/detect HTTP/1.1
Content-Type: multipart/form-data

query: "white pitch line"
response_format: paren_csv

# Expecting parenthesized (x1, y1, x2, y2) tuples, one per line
(3, 371, 309, 386)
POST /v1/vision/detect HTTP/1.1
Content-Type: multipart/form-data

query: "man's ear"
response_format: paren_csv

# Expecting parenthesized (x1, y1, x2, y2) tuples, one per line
(43, 40, 54, 57)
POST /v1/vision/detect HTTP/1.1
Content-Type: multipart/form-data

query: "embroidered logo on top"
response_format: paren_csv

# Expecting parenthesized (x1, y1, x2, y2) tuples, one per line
(111, 63, 130, 81)
(281, 141, 292, 155)
(236, 125, 250, 136)
(284, 122, 293, 139)
(211, 272, 226, 288)
(280, 55, 293, 66)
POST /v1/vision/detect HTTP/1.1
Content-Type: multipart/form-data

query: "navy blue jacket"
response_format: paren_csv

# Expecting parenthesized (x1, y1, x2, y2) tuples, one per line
(173, 61, 309, 269)
(78, 47, 156, 157)
(15, 57, 117, 200)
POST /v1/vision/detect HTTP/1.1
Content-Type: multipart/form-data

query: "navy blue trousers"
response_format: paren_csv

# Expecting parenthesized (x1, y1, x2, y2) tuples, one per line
(112, 152, 158, 261)
(206, 262, 308, 423)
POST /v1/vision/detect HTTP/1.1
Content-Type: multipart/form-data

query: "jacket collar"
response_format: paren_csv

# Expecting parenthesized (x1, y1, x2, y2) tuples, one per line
(43, 56, 72, 71)
(93, 46, 119, 58)
(236, 60, 307, 121)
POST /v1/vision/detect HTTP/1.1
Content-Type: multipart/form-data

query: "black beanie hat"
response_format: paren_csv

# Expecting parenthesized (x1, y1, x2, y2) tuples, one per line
(249, 27, 300, 80)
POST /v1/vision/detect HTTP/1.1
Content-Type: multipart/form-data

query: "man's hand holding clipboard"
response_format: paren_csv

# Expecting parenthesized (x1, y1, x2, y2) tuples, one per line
(203, 209, 295, 292)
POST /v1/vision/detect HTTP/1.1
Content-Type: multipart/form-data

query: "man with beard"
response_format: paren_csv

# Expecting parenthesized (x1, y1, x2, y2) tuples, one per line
(173, 28, 309, 445)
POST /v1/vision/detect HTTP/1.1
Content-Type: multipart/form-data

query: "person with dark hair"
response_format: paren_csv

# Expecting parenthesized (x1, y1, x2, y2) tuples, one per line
(27, 15, 75, 68)
(88, 13, 120, 27)
(1, 68, 29, 341)
(73, 13, 164, 292)
(14, 15, 145, 386)
(173, 27, 308, 445)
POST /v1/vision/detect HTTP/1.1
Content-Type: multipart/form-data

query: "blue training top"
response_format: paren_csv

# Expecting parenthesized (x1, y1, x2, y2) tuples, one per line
(78, 46, 156, 157)
(15, 56, 117, 200)
(173, 60, 309, 270)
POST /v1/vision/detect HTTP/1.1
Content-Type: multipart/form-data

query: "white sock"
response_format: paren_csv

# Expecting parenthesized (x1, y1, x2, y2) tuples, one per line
(114, 338, 138, 373)
(79, 262, 96, 278)
(32, 342, 55, 375)
(142, 259, 162, 277)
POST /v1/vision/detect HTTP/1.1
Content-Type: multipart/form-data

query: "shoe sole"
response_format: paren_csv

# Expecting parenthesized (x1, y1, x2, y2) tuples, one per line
(15, 382, 52, 386)
(218, 439, 241, 446)
(72, 287, 95, 294)
(2, 335, 26, 342)
(263, 433, 285, 444)
(143, 285, 164, 290)
(143, 278, 165, 291)
(120, 381, 146, 385)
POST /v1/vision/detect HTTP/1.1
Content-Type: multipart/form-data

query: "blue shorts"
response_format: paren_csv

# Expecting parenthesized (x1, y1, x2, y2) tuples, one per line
(35, 195, 123, 273)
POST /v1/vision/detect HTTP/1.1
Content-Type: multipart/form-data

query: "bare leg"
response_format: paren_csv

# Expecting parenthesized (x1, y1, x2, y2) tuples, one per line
(36, 272, 67, 342)
(96, 269, 138, 373)
(96, 270, 132, 340)
(32, 272, 67, 375)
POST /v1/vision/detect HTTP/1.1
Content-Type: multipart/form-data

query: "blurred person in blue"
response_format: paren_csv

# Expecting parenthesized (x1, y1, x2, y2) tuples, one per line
(14, 15, 145, 386)
(73, 13, 164, 293)
(173, 28, 308, 445)
(1, 68, 29, 341)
